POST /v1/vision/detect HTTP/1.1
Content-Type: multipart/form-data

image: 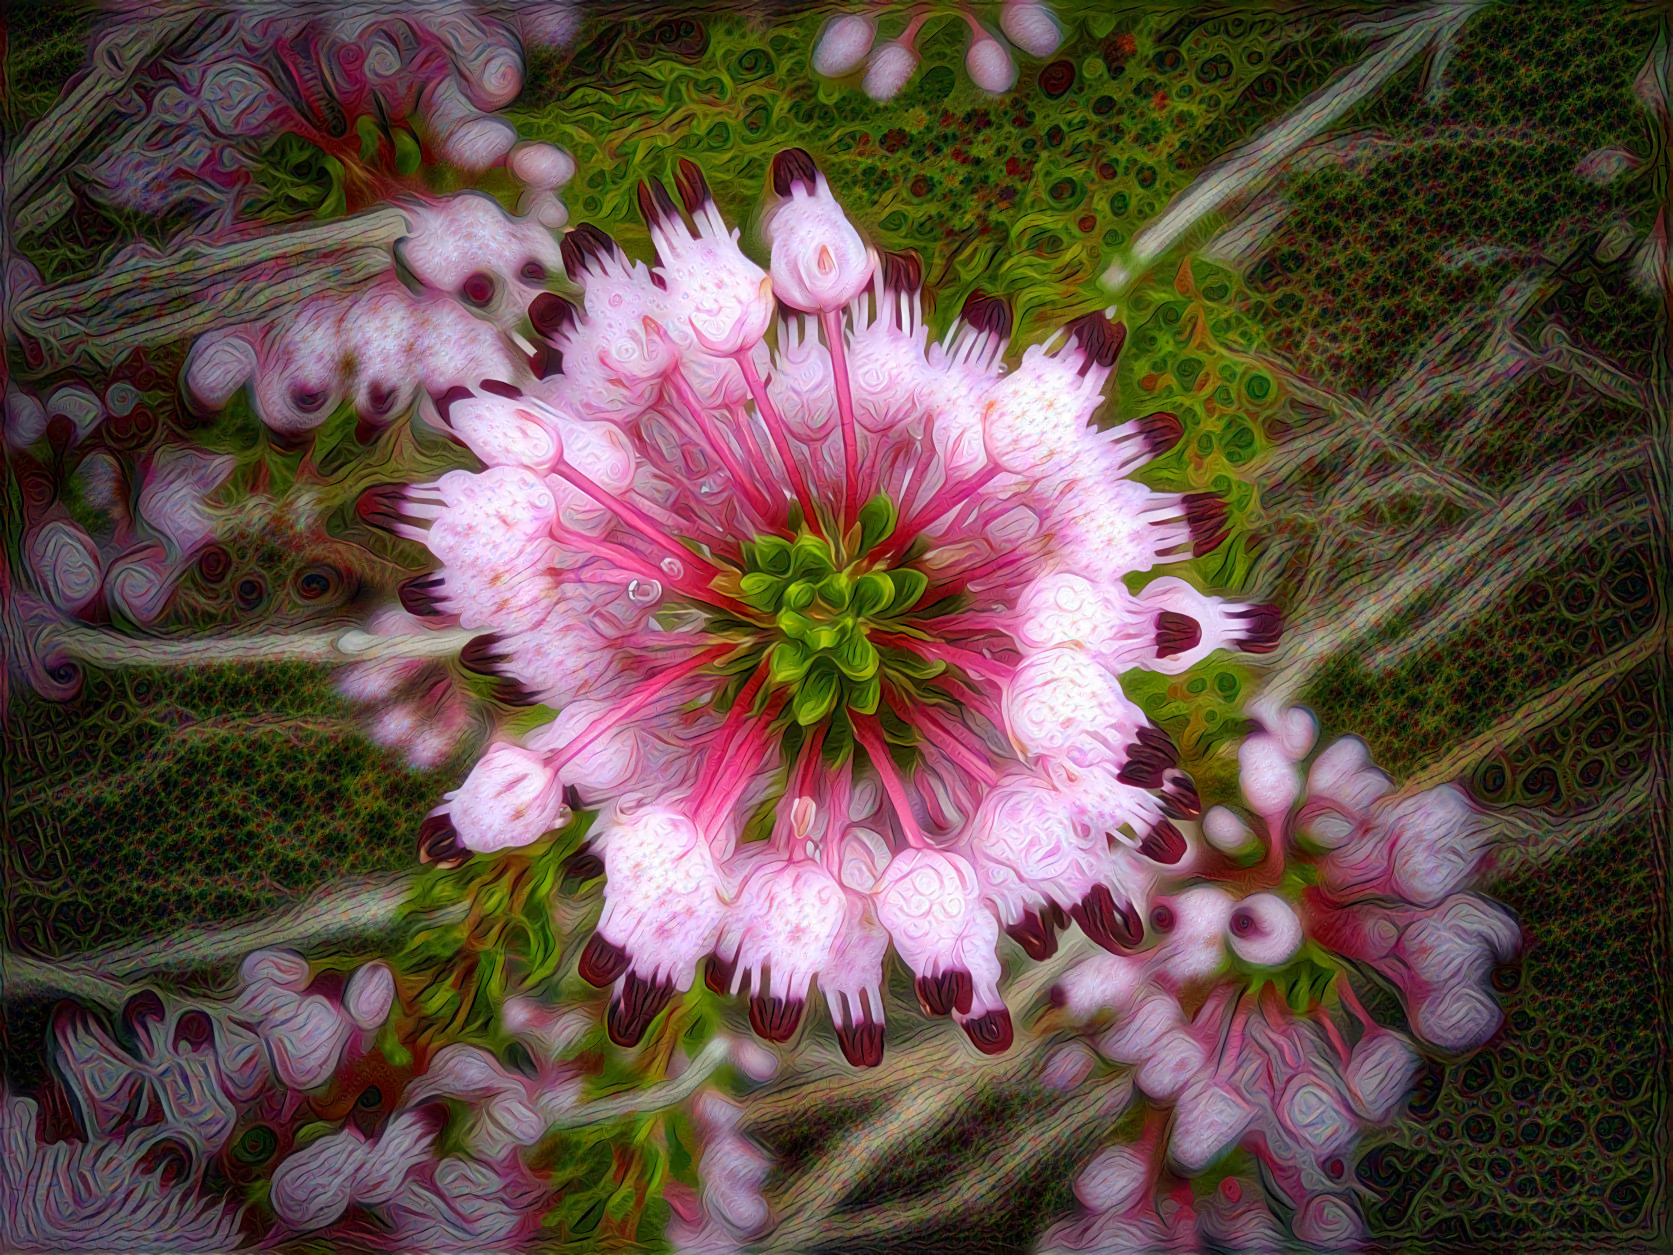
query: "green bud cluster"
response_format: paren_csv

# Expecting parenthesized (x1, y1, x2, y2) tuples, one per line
(728, 495, 938, 727)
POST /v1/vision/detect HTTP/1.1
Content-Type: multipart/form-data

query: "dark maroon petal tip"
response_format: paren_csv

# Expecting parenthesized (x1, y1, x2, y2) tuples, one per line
(1071, 885, 1144, 953)
(478, 379, 522, 401)
(1155, 610, 1202, 659)
(563, 784, 585, 812)
(749, 995, 805, 1043)
(703, 951, 736, 996)
(1138, 819, 1188, 865)
(636, 178, 681, 232)
(962, 1008, 1013, 1055)
(560, 224, 619, 280)
(578, 934, 631, 988)
(528, 342, 560, 380)
(1183, 492, 1230, 557)
(771, 147, 820, 196)
(880, 248, 923, 295)
(355, 482, 410, 531)
(563, 842, 604, 882)
(172, 1009, 214, 1053)
(419, 813, 467, 867)
(674, 157, 712, 214)
(398, 573, 447, 618)
(1004, 909, 1060, 961)
(459, 633, 505, 676)
(529, 292, 578, 341)
(607, 972, 674, 1046)
(433, 385, 475, 428)
(494, 681, 543, 707)
(1230, 604, 1283, 654)
(958, 289, 1013, 339)
(1160, 772, 1202, 820)
(1117, 725, 1177, 788)
(1136, 410, 1183, 455)
(121, 991, 166, 1040)
(915, 969, 974, 1017)
(1065, 313, 1125, 373)
(835, 1017, 885, 1068)
(460, 270, 497, 308)
(578, 933, 631, 987)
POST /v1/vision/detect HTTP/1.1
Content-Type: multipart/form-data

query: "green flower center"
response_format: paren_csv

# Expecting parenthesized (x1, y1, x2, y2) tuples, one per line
(702, 493, 951, 730)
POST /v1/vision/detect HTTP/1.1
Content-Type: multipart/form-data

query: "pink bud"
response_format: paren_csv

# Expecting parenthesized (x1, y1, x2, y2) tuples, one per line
(813, 14, 876, 76)
(965, 26, 1018, 93)
(863, 41, 919, 101)
(441, 742, 568, 854)
(1001, 1, 1063, 58)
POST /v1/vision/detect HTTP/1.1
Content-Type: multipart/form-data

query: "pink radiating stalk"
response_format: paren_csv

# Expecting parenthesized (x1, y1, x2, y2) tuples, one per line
(890, 464, 1002, 552)
(548, 643, 734, 772)
(694, 694, 787, 835)
(549, 459, 725, 583)
(905, 703, 1001, 785)
(732, 351, 825, 538)
(663, 364, 777, 521)
(820, 308, 862, 529)
(851, 714, 930, 848)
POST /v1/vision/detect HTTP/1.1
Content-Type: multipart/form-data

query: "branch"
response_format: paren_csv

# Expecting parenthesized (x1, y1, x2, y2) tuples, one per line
(45, 624, 473, 668)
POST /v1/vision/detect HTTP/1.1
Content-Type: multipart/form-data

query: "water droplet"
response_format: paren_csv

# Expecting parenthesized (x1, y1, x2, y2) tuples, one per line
(628, 579, 662, 604)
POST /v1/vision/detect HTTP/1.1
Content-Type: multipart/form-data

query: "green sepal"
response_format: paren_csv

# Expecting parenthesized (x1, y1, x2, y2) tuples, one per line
(793, 660, 842, 725)
(886, 567, 929, 614)
(853, 571, 895, 616)
(776, 608, 815, 640)
(782, 579, 817, 611)
(834, 631, 880, 681)
(846, 673, 882, 714)
(807, 621, 844, 652)
(817, 569, 852, 610)
(740, 571, 781, 600)
(755, 535, 794, 576)
(768, 639, 812, 683)
(857, 492, 898, 553)
(790, 534, 836, 578)
(880, 645, 946, 681)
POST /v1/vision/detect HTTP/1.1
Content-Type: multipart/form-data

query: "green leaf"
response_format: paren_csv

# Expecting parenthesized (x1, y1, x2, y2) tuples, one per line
(886, 568, 929, 615)
(790, 534, 835, 578)
(740, 571, 780, 599)
(794, 661, 841, 725)
(881, 645, 946, 681)
(857, 493, 898, 552)
(392, 126, 422, 176)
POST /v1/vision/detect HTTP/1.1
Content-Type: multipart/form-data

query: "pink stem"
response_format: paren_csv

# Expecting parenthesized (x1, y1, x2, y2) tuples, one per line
(547, 644, 733, 772)
(694, 694, 786, 835)
(820, 308, 861, 530)
(851, 715, 930, 849)
(733, 351, 825, 538)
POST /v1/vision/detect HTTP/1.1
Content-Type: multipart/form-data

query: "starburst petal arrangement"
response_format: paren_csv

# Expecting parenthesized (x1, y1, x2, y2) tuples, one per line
(360, 148, 1280, 1065)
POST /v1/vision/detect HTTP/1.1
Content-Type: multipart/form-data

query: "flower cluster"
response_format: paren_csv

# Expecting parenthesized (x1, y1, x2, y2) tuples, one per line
(185, 176, 570, 444)
(814, 2, 1064, 100)
(1041, 707, 1518, 1249)
(65, 0, 579, 219)
(366, 149, 1279, 1064)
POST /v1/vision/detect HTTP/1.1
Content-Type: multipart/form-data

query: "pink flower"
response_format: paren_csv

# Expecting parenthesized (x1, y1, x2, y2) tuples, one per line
(367, 154, 1265, 1067)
